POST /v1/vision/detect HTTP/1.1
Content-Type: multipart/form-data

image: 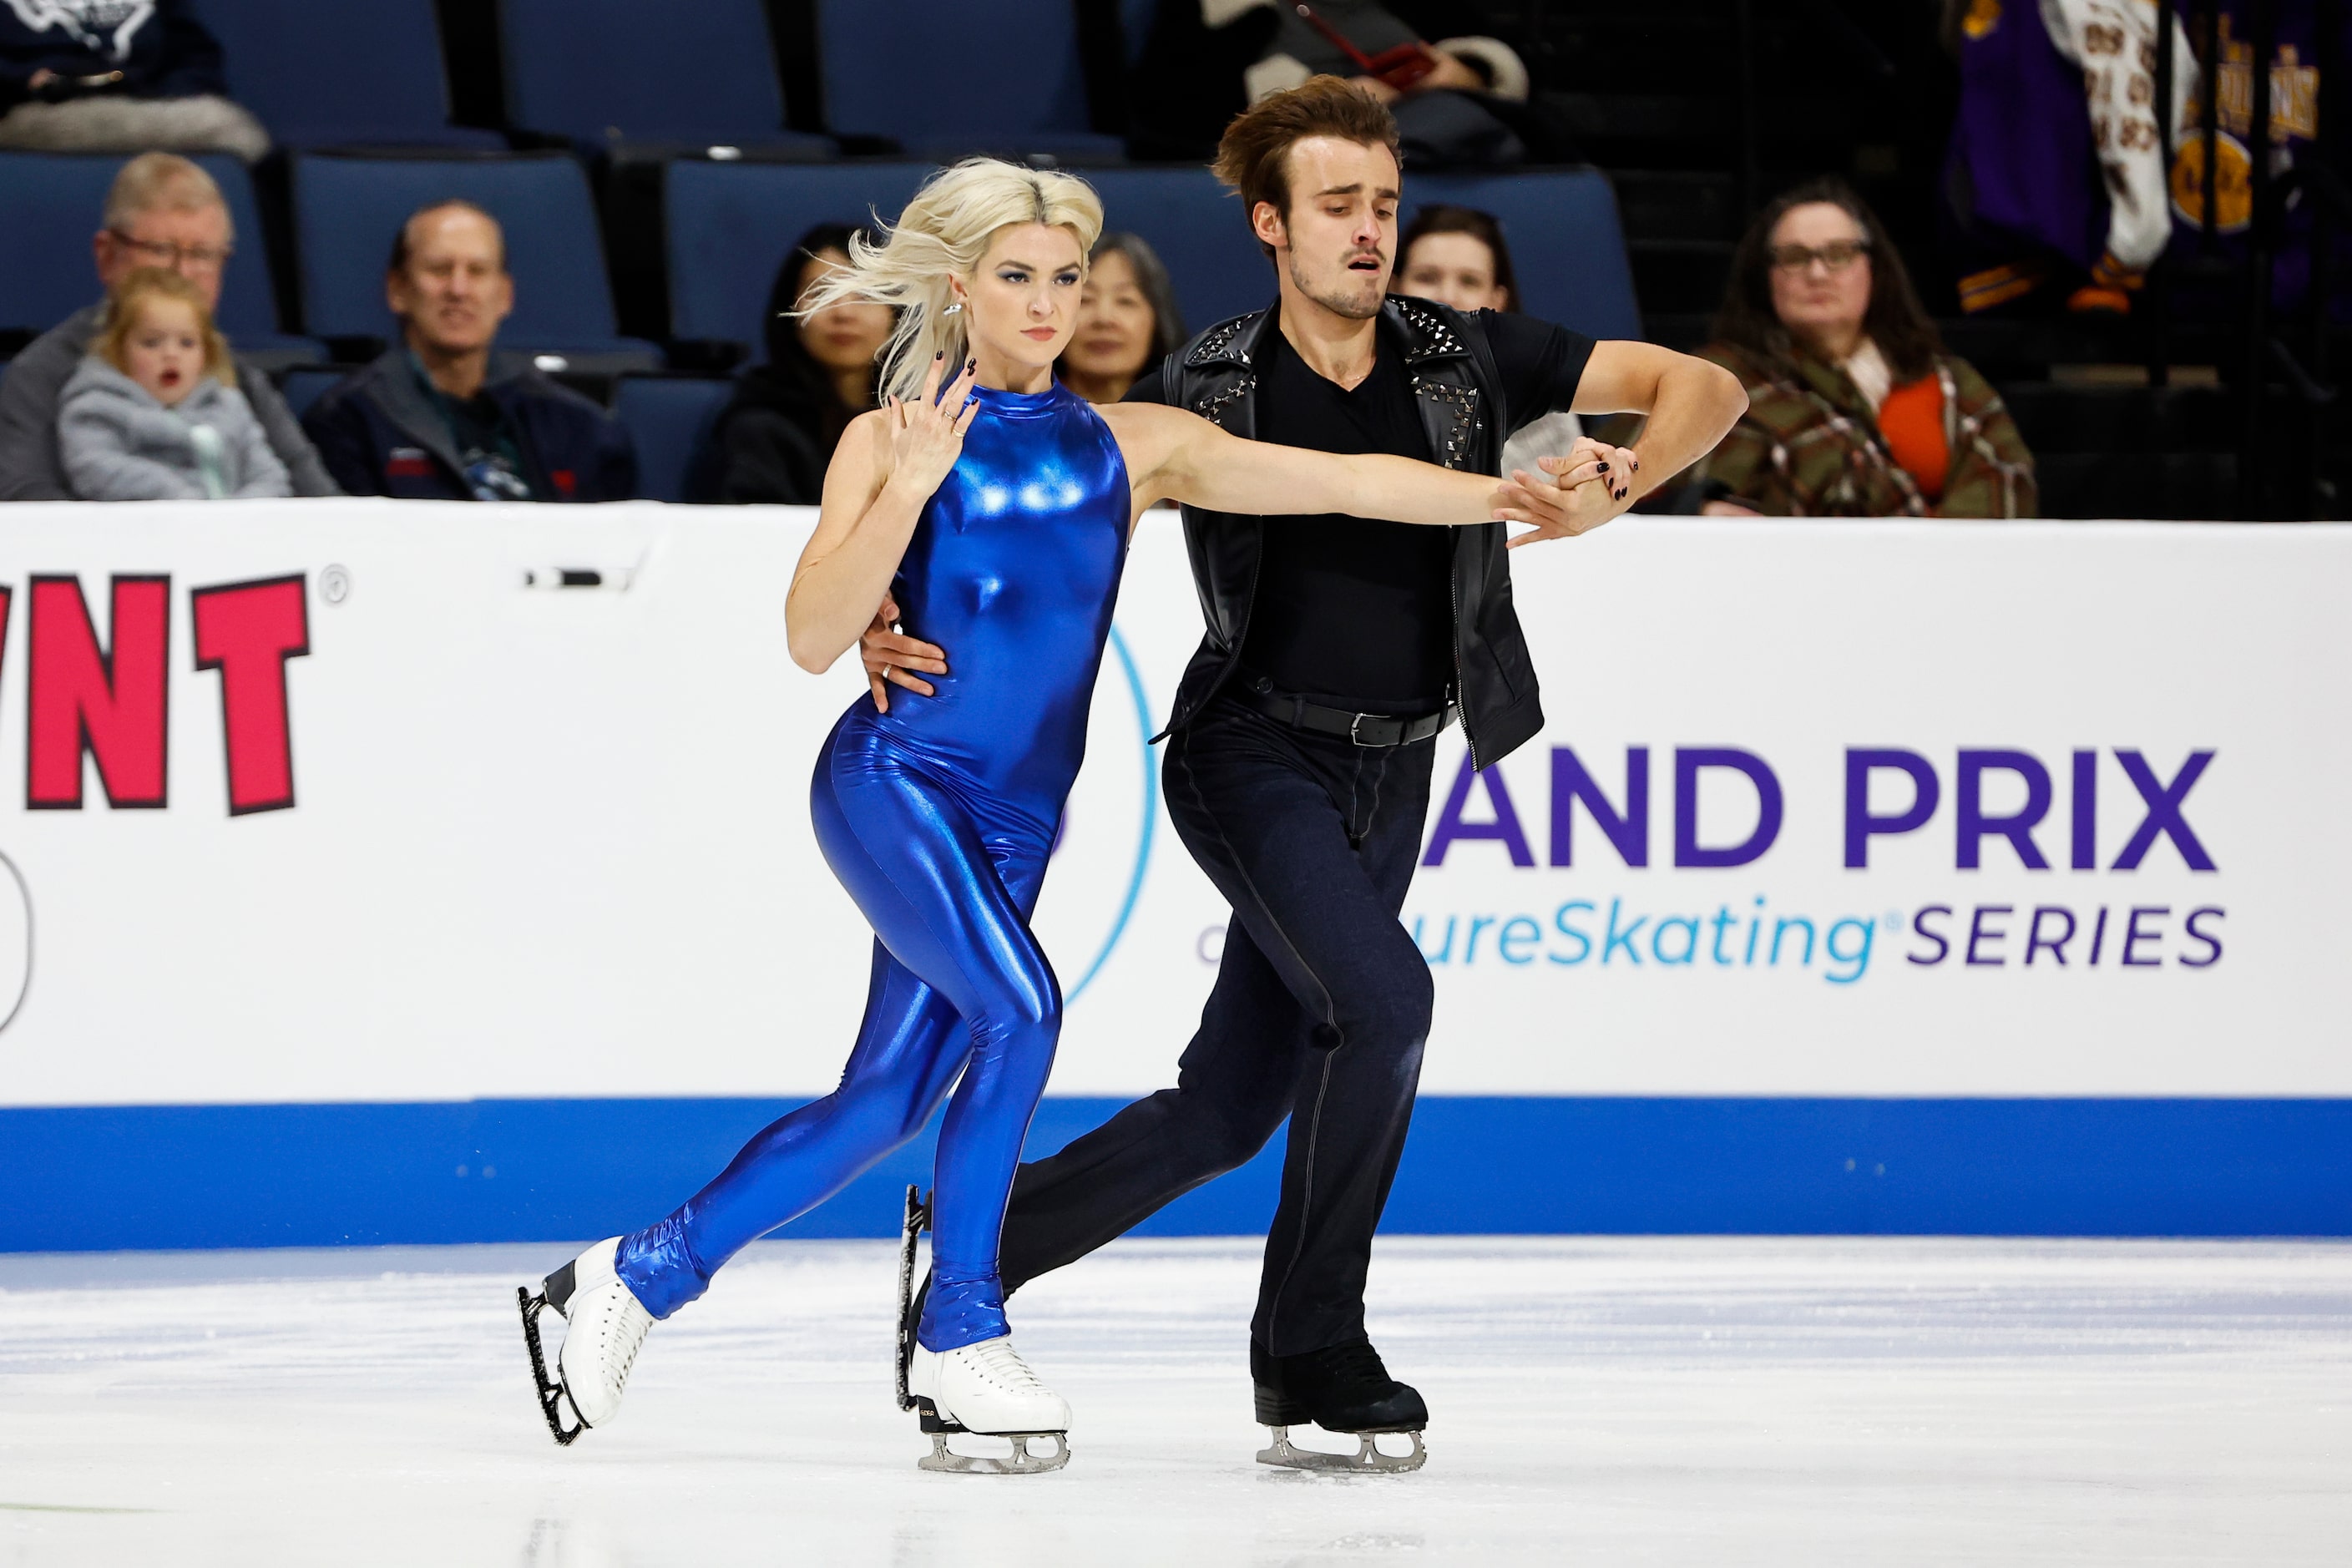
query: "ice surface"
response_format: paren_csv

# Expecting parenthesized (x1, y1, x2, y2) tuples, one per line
(1, 1237, 2347, 1565)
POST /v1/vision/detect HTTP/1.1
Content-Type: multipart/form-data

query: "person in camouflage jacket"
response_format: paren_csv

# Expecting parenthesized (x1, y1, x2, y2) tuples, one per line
(1697, 338, 2036, 518)
(1692, 175, 2036, 519)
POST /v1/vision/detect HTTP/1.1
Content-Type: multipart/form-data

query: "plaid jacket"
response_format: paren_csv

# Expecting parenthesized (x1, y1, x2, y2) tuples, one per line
(1696, 341, 2037, 518)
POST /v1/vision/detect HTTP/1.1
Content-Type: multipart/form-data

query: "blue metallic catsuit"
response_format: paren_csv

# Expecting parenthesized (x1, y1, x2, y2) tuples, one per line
(615, 382, 1130, 1353)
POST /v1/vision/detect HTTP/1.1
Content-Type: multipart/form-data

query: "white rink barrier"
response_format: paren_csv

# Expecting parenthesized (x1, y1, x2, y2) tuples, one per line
(0, 501, 2343, 1248)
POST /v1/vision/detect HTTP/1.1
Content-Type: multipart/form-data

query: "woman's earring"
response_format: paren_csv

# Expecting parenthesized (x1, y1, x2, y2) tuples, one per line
(943, 301, 964, 316)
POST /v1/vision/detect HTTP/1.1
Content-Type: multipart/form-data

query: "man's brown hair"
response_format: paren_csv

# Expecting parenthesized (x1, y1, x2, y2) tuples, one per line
(1211, 77, 1402, 258)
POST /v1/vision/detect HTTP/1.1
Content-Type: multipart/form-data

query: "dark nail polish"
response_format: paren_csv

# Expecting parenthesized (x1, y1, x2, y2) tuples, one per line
(1596, 461, 1610, 473)
(934, 350, 943, 359)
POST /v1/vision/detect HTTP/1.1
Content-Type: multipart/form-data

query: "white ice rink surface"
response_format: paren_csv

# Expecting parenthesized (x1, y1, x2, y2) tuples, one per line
(1, 1237, 2347, 1566)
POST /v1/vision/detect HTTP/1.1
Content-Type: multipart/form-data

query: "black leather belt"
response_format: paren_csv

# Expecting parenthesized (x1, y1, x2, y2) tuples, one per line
(1230, 674, 1454, 748)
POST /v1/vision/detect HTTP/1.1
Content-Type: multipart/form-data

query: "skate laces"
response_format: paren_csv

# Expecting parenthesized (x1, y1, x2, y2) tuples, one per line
(599, 1290, 651, 1383)
(965, 1337, 1049, 1396)
(1307, 1338, 1392, 1393)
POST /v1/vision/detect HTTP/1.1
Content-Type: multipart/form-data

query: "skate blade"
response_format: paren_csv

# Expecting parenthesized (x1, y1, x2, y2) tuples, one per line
(918, 1430, 1070, 1474)
(1257, 1424, 1425, 1474)
(516, 1287, 588, 1447)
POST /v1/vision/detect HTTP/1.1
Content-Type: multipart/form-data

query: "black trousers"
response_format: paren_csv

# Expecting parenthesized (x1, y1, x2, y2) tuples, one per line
(999, 694, 1437, 1355)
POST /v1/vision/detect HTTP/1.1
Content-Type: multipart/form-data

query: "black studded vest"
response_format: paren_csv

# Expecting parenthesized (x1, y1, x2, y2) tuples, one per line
(1154, 296, 1545, 769)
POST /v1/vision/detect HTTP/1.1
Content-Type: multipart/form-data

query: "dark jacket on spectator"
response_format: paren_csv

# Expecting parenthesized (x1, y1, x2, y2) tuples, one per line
(712, 236, 878, 504)
(0, 0, 228, 113)
(302, 348, 636, 503)
(0, 301, 336, 500)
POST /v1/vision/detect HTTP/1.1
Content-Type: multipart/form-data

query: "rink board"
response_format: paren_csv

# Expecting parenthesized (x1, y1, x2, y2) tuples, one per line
(0, 502, 2343, 1248)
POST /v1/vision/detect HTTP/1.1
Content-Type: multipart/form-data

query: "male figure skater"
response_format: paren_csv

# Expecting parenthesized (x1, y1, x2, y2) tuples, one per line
(864, 78, 1746, 1469)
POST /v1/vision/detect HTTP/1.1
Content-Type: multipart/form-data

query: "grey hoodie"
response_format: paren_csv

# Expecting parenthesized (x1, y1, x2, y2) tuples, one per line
(57, 357, 293, 502)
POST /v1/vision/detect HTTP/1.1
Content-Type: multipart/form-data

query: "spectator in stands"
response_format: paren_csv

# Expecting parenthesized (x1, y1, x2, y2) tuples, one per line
(304, 200, 636, 503)
(1397, 205, 1583, 478)
(1247, 3, 1549, 166)
(1056, 233, 1186, 405)
(1694, 178, 2036, 518)
(714, 223, 893, 505)
(58, 266, 289, 500)
(1125, 2, 1555, 166)
(0, 0, 267, 160)
(0, 152, 332, 502)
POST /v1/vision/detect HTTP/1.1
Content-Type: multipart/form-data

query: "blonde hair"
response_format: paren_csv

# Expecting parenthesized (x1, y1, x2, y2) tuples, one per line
(104, 152, 233, 243)
(798, 159, 1105, 403)
(99, 268, 236, 390)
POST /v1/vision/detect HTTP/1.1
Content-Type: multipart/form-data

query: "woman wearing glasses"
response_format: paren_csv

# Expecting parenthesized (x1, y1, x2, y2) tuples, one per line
(1696, 177, 2036, 518)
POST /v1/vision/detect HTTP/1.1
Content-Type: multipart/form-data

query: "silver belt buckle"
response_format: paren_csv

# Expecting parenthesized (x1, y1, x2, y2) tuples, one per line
(1348, 711, 1387, 746)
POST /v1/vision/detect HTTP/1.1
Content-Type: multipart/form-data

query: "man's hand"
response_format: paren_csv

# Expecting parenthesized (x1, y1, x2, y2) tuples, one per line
(1490, 440, 1640, 549)
(858, 594, 947, 713)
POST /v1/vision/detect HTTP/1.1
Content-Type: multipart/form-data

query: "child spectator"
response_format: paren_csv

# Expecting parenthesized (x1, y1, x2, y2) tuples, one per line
(57, 267, 290, 500)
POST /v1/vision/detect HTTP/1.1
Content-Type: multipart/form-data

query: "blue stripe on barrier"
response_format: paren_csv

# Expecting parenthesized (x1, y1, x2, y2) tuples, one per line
(1, 1095, 2345, 1252)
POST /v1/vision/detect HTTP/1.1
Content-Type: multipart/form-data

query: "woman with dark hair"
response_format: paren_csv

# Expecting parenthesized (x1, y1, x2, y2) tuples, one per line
(1397, 203, 1582, 475)
(714, 222, 896, 504)
(1056, 232, 1186, 405)
(1696, 177, 2035, 518)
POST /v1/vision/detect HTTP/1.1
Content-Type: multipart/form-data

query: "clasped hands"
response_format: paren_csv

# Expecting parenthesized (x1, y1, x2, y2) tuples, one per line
(857, 435, 1639, 710)
(1491, 436, 1641, 550)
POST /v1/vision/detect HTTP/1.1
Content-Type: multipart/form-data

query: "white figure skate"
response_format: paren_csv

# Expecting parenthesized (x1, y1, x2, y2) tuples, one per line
(895, 1186, 1071, 1474)
(518, 1236, 655, 1444)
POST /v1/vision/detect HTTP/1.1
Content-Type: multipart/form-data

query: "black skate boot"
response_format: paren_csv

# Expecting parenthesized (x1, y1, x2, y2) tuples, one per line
(1252, 1338, 1429, 1473)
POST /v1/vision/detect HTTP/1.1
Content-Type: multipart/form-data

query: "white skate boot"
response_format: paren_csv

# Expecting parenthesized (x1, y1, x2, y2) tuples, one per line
(906, 1336, 1071, 1474)
(517, 1237, 655, 1444)
(893, 1186, 1069, 1474)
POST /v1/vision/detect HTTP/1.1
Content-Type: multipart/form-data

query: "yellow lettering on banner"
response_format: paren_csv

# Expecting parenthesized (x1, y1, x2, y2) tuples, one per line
(2187, 21, 2322, 144)
(2273, 46, 2319, 142)
(2168, 131, 2254, 233)
(1961, 0, 2002, 42)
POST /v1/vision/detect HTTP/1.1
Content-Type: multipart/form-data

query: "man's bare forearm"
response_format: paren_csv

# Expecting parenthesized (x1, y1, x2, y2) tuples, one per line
(1626, 359, 1748, 505)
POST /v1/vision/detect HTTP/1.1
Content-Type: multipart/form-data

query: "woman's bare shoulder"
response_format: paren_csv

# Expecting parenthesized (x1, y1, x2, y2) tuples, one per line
(1095, 398, 1204, 461)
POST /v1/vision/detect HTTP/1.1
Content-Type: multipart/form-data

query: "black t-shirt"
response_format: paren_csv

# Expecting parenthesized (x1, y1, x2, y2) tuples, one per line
(1131, 305, 1595, 711)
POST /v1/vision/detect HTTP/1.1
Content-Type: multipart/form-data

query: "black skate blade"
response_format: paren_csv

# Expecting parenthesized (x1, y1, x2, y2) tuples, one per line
(918, 1429, 1070, 1475)
(517, 1286, 588, 1447)
(893, 1186, 932, 1414)
(1257, 1424, 1426, 1474)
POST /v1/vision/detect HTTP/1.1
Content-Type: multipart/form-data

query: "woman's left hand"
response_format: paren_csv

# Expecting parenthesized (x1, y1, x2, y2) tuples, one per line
(1492, 443, 1640, 548)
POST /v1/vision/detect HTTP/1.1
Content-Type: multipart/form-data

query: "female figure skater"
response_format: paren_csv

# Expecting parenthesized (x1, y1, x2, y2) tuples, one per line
(519, 159, 1605, 1471)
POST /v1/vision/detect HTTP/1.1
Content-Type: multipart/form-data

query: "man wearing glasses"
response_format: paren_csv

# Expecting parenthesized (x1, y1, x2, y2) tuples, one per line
(0, 152, 336, 501)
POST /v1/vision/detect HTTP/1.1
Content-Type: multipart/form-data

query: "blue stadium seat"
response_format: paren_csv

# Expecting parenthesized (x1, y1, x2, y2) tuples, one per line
(818, 1, 1120, 158)
(187, 0, 502, 149)
(665, 160, 931, 358)
(1122, 0, 1157, 60)
(0, 151, 316, 357)
(500, 0, 831, 154)
(1412, 170, 1643, 341)
(274, 366, 349, 421)
(292, 153, 655, 364)
(1081, 167, 1267, 330)
(614, 375, 734, 503)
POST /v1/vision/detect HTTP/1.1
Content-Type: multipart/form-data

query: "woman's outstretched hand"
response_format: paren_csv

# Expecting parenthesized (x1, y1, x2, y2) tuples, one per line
(1493, 440, 1641, 549)
(884, 354, 982, 499)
